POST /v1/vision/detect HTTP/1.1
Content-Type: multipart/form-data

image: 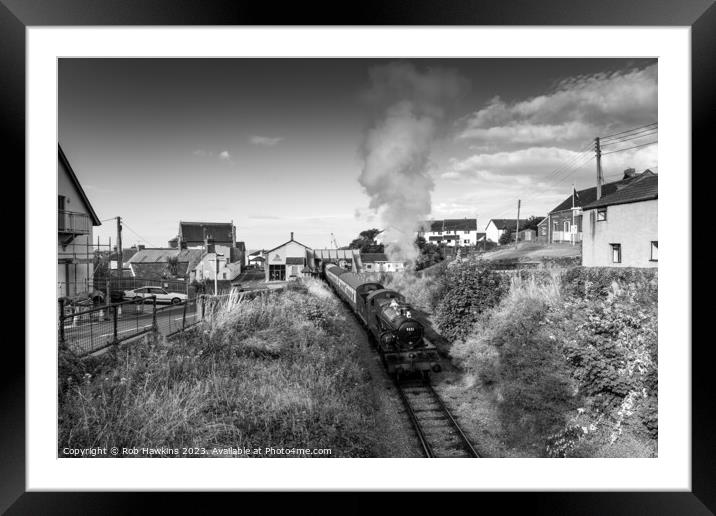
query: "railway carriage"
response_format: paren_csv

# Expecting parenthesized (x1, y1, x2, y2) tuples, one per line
(323, 264, 440, 378)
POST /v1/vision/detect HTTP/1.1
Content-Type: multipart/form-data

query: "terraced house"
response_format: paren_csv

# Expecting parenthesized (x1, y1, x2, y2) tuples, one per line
(546, 169, 655, 244)
(581, 173, 658, 268)
(418, 218, 485, 247)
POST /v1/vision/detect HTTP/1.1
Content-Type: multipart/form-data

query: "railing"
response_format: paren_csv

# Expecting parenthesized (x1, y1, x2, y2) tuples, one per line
(59, 291, 251, 357)
(59, 296, 158, 356)
(58, 210, 91, 234)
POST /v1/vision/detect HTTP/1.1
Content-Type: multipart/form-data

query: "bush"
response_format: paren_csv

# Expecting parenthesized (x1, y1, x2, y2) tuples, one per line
(432, 260, 508, 342)
(452, 279, 577, 451)
(448, 265, 657, 457)
(562, 266, 657, 303)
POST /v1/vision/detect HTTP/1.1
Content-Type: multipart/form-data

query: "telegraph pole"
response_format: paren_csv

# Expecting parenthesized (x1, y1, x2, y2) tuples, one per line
(515, 199, 521, 249)
(116, 216, 123, 283)
(595, 137, 603, 200)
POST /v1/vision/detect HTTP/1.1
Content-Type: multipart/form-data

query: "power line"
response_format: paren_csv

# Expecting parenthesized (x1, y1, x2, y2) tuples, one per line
(601, 140, 657, 155)
(600, 122, 657, 141)
(601, 129, 657, 146)
(121, 220, 156, 247)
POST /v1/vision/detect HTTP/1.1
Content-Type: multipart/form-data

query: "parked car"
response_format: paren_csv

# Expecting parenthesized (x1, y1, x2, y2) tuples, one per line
(123, 286, 188, 305)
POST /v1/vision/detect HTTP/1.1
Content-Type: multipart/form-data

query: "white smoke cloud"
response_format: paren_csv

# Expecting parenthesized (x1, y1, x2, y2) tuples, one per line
(359, 62, 468, 263)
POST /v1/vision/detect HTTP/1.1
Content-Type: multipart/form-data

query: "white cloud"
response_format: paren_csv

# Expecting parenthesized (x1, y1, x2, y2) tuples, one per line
(250, 136, 283, 146)
(218, 150, 231, 160)
(459, 64, 657, 148)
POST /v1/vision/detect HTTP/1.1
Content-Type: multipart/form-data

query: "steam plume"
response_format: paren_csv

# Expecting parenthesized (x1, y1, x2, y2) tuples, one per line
(358, 62, 467, 262)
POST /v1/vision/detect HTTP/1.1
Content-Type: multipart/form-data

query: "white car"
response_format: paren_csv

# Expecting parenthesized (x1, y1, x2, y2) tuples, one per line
(123, 286, 188, 305)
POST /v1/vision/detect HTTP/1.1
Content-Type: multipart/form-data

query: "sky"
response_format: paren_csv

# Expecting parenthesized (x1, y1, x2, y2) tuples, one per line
(59, 58, 657, 252)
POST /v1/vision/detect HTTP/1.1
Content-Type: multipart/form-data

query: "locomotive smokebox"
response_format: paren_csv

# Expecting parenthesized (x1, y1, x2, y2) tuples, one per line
(397, 320, 423, 343)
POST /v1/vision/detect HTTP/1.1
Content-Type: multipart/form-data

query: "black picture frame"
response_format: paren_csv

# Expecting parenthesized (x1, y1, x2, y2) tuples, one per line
(4, 1, 712, 513)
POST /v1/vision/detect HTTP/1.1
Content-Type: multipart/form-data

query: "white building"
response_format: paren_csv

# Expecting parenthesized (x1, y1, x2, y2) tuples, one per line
(418, 218, 484, 247)
(485, 219, 529, 244)
(581, 174, 658, 268)
(264, 233, 312, 281)
(359, 253, 405, 273)
(57, 144, 102, 299)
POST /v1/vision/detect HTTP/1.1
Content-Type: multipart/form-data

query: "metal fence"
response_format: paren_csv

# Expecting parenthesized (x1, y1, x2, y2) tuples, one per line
(59, 296, 159, 356)
(154, 297, 203, 337)
(59, 290, 258, 356)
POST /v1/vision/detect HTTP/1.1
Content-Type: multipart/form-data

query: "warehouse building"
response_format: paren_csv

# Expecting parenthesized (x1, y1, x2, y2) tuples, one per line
(264, 232, 312, 282)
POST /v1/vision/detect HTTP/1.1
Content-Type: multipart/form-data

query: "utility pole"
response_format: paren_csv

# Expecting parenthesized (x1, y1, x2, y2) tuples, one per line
(595, 137, 603, 200)
(116, 216, 123, 286)
(515, 199, 521, 249)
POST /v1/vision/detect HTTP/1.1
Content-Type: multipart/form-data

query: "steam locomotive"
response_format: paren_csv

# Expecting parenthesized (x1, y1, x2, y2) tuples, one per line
(323, 264, 441, 378)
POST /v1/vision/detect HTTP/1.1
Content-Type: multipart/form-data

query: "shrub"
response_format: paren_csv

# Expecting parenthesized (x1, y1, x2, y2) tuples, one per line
(433, 260, 508, 342)
(561, 266, 657, 303)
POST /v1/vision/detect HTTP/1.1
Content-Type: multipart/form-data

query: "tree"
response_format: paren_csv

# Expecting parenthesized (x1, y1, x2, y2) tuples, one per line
(499, 228, 514, 245)
(415, 236, 443, 271)
(521, 216, 543, 233)
(347, 228, 384, 253)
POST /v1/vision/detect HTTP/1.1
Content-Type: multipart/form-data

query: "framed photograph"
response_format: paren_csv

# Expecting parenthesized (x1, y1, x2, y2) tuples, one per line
(5, 0, 712, 513)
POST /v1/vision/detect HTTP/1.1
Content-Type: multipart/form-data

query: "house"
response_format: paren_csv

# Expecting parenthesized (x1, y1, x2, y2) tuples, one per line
(581, 173, 658, 268)
(359, 253, 405, 273)
(485, 219, 530, 244)
(58, 145, 102, 299)
(194, 251, 241, 282)
(418, 218, 484, 247)
(264, 232, 312, 282)
(176, 221, 236, 249)
(247, 250, 266, 268)
(546, 169, 655, 244)
(536, 217, 549, 243)
(127, 248, 203, 280)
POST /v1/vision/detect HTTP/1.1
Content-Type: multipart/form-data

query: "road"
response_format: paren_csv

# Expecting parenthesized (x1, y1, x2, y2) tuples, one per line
(62, 302, 201, 355)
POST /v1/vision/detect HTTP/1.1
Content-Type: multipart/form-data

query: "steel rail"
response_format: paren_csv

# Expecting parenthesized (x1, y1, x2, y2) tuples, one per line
(395, 380, 435, 458)
(426, 383, 480, 458)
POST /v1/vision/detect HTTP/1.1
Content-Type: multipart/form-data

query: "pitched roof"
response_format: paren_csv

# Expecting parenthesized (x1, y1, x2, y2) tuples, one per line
(179, 221, 234, 243)
(422, 218, 478, 232)
(549, 170, 655, 214)
(360, 253, 390, 262)
(58, 144, 101, 226)
(488, 219, 530, 230)
(266, 237, 312, 254)
(583, 174, 658, 210)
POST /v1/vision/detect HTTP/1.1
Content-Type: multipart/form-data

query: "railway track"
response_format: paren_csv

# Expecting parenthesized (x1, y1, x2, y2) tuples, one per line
(396, 379, 480, 458)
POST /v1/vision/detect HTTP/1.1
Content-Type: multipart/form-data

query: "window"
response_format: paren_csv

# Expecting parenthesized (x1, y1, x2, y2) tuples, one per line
(58, 195, 66, 210)
(553, 222, 558, 231)
(269, 264, 285, 281)
(464, 230, 469, 234)
(463, 240, 470, 244)
(611, 243, 621, 263)
(650, 241, 658, 261)
(563, 221, 570, 233)
(597, 208, 607, 221)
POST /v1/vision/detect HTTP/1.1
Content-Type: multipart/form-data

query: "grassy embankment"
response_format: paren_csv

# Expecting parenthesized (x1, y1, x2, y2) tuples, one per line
(384, 260, 658, 458)
(58, 279, 378, 457)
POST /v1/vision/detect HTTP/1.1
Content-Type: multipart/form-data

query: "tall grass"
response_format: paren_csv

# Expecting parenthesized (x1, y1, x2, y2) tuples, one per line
(58, 279, 378, 457)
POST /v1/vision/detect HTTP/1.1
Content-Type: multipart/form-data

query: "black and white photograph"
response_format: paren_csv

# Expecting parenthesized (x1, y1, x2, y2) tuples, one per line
(57, 57, 659, 460)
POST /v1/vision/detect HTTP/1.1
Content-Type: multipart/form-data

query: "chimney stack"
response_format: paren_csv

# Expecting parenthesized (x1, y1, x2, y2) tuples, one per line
(137, 244, 145, 250)
(290, 231, 294, 240)
(623, 167, 636, 179)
